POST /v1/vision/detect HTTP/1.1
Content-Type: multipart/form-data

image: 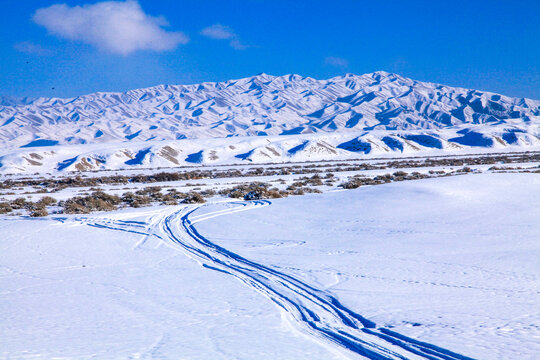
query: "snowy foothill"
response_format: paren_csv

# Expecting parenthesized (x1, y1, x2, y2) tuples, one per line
(1, 172, 539, 359)
(0, 125, 539, 174)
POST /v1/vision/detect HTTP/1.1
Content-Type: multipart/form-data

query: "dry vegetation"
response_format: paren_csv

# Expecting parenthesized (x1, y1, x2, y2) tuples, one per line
(340, 171, 430, 189)
(0, 152, 538, 216)
(0, 152, 538, 193)
(218, 182, 288, 200)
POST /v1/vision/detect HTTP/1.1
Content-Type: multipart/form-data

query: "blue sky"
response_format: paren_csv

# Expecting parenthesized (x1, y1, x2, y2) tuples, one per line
(1, 0, 539, 99)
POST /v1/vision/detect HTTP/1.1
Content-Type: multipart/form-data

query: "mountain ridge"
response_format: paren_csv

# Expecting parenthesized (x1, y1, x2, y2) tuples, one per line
(0, 71, 539, 173)
(1, 71, 538, 150)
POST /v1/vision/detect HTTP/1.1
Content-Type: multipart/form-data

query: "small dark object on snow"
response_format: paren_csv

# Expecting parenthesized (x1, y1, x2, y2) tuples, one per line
(244, 191, 262, 201)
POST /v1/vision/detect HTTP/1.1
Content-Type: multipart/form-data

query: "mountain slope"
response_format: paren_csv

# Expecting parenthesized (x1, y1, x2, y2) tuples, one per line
(1, 71, 539, 149)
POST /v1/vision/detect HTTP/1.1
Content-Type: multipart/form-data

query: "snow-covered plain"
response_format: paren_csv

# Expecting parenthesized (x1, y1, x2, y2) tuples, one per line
(1, 172, 539, 359)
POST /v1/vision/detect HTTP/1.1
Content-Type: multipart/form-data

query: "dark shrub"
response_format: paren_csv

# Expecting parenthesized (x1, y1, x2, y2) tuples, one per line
(0, 202, 12, 214)
(11, 197, 28, 210)
(200, 189, 216, 197)
(63, 191, 121, 213)
(30, 207, 48, 217)
(63, 202, 90, 214)
(122, 192, 151, 208)
(37, 196, 57, 206)
(160, 193, 179, 205)
(302, 187, 322, 194)
(221, 182, 286, 200)
(182, 192, 205, 204)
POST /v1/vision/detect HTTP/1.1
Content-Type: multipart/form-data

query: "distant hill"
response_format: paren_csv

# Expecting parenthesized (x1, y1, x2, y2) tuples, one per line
(0, 71, 539, 173)
(1, 71, 538, 148)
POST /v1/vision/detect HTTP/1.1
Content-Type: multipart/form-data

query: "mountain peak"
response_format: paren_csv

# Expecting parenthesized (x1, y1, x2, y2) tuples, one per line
(252, 72, 275, 81)
(370, 70, 394, 77)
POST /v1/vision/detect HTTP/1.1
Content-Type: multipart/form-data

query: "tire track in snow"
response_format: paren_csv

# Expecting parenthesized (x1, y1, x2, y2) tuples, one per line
(84, 201, 475, 360)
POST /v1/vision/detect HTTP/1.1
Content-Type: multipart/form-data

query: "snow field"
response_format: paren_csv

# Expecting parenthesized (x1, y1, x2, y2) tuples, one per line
(1, 172, 538, 358)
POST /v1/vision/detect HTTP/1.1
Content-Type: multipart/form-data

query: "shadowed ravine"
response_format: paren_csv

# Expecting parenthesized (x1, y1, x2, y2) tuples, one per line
(82, 201, 475, 360)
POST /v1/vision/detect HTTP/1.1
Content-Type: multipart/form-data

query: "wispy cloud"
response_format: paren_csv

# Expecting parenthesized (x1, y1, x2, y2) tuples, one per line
(325, 56, 349, 68)
(32, 0, 188, 55)
(200, 24, 248, 50)
(201, 24, 234, 40)
(14, 41, 53, 56)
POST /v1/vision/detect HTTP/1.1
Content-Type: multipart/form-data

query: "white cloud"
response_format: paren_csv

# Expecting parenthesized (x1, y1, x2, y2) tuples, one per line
(201, 24, 248, 50)
(325, 56, 349, 68)
(201, 24, 235, 40)
(229, 39, 248, 50)
(32, 0, 188, 55)
(14, 41, 53, 56)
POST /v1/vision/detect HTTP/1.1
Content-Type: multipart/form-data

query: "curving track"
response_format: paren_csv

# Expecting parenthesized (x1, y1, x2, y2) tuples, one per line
(82, 201, 475, 360)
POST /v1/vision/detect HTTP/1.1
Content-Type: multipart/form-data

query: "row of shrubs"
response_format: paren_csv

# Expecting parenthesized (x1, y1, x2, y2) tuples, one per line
(0, 167, 340, 192)
(0, 177, 330, 216)
(63, 189, 208, 214)
(0, 164, 510, 216)
(2, 152, 537, 192)
(0, 196, 56, 217)
(339, 171, 431, 189)
(337, 167, 479, 189)
(0, 188, 207, 216)
(217, 180, 324, 200)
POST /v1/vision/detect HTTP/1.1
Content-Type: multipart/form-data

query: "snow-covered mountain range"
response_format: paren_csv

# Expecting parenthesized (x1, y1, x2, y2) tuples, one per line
(0, 71, 539, 172)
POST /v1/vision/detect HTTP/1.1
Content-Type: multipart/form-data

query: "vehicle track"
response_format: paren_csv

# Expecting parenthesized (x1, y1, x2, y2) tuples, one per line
(83, 201, 475, 360)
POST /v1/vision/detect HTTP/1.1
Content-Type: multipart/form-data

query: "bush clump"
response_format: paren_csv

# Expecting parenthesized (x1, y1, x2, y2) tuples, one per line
(63, 190, 121, 214)
(0, 202, 12, 214)
(37, 196, 57, 207)
(29, 207, 48, 217)
(340, 171, 432, 189)
(122, 192, 151, 208)
(10, 197, 28, 210)
(182, 192, 205, 204)
(220, 182, 288, 200)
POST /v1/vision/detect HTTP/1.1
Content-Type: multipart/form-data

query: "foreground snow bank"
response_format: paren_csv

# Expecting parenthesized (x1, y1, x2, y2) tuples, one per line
(1, 173, 538, 359)
(0, 209, 339, 359)
(197, 173, 540, 359)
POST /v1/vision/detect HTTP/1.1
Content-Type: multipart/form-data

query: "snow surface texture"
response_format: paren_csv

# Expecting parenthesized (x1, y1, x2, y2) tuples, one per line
(0, 71, 539, 173)
(1, 173, 539, 359)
